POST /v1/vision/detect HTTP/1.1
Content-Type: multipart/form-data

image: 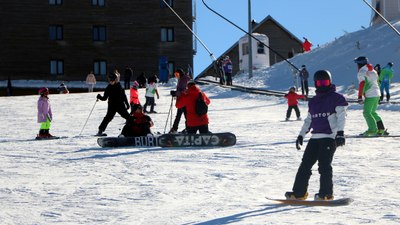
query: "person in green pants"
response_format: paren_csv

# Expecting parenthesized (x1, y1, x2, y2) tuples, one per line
(354, 56, 389, 136)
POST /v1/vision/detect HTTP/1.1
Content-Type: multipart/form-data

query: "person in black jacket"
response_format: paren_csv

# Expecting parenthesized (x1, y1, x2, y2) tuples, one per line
(96, 72, 130, 136)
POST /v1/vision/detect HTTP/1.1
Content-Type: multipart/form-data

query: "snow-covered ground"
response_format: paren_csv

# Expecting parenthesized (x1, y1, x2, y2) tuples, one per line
(1, 18, 400, 225)
(0, 84, 400, 224)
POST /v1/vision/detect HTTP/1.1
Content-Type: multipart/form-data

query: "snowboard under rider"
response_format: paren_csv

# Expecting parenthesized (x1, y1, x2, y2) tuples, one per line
(286, 70, 348, 201)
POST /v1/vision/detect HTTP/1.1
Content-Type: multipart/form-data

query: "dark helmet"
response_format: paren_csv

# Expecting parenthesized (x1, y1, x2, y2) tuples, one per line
(289, 86, 296, 92)
(354, 56, 368, 66)
(108, 72, 117, 81)
(38, 87, 49, 95)
(314, 70, 332, 92)
(388, 62, 394, 67)
(314, 70, 332, 82)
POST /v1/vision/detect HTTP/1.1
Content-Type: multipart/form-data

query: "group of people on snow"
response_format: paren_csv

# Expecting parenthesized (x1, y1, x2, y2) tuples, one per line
(36, 52, 394, 202)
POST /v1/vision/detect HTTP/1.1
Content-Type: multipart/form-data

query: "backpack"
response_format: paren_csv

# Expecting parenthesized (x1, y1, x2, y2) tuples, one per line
(195, 92, 208, 116)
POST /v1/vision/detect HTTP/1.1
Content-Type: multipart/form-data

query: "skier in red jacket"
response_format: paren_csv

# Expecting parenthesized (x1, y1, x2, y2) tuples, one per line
(175, 81, 211, 134)
(284, 86, 306, 121)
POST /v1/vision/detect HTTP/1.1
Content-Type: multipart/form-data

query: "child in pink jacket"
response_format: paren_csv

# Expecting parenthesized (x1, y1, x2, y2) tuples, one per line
(37, 87, 53, 138)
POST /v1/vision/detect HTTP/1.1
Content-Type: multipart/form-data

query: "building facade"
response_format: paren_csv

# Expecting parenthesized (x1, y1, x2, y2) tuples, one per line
(197, 15, 303, 79)
(371, 0, 400, 25)
(0, 0, 194, 82)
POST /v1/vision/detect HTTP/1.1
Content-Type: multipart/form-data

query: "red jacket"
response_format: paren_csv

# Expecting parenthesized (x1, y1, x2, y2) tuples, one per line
(285, 92, 305, 106)
(176, 85, 210, 127)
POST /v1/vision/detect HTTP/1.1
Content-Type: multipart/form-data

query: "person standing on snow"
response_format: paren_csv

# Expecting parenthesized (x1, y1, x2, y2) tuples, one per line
(302, 37, 312, 52)
(96, 72, 130, 136)
(143, 75, 159, 113)
(299, 65, 309, 96)
(124, 66, 133, 89)
(286, 70, 348, 201)
(37, 87, 54, 138)
(86, 71, 96, 92)
(176, 81, 211, 134)
(354, 56, 388, 136)
(129, 81, 141, 112)
(169, 68, 191, 134)
(379, 62, 394, 102)
(223, 56, 233, 85)
(284, 86, 306, 121)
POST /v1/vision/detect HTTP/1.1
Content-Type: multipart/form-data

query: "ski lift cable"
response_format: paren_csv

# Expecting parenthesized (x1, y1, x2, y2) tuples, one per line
(362, 0, 400, 37)
(161, 0, 216, 61)
(201, 0, 301, 72)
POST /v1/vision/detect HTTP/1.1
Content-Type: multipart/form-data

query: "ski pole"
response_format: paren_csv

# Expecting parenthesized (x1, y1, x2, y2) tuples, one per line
(79, 99, 98, 136)
(163, 96, 175, 133)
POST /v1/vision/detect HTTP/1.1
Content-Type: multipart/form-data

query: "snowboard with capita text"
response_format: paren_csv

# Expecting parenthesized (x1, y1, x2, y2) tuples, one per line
(158, 132, 236, 147)
(266, 197, 353, 207)
(97, 135, 160, 148)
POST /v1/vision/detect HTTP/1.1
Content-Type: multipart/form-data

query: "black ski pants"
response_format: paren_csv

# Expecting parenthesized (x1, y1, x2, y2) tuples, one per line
(301, 80, 309, 96)
(286, 105, 300, 119)
(292, 138, 336, 197)
(99, 104, 130, 132)
(172, 107, 186, 131)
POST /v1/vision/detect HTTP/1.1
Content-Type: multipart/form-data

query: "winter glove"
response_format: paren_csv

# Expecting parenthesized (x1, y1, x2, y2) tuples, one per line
(96, 94, 102, 100)
(335, 131, 345, 147)
(296, 135, 303, 150)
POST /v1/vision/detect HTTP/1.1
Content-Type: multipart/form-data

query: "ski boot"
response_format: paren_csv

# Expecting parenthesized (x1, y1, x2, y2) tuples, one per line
(285, 191, 308, 200)
(314, 193, 334, 201)
(377, 129, 389, 136)
(360, 130, 377, 136)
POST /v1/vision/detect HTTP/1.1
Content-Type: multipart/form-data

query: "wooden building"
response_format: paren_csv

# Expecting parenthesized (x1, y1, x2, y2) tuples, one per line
(197, 15, 303, 79)
(0, 0, 194, 82)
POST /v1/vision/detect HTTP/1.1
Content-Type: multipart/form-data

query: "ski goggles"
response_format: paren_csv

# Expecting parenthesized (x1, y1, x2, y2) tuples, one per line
(315, 79, 331, 87)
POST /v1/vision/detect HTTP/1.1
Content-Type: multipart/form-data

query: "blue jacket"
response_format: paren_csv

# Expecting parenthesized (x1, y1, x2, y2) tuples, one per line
(299, 85, 348, 139)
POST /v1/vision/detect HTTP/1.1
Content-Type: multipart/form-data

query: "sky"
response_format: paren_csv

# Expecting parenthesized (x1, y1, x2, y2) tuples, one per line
(193, 0, 373, 76)
(1, 20, 400, 224)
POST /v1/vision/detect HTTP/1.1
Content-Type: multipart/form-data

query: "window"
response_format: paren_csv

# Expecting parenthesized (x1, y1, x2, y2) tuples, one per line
(161, 27, 174, 42)
(49, 0, 62, 5)
(94, 60, 107, 76)
(50, 60, 64, 75)
(160, 0, 173, 8)
(49, 25, 63, 41)
(92, 0, 105, 7)
(257, 42, 265, 54)
(168, 62, 175, 77)
(242, 43, 249, 55)
(93, 26, 107, 41)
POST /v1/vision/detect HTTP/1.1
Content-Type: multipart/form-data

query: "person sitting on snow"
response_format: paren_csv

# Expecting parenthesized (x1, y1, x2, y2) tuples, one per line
(119, 104, 154, 137)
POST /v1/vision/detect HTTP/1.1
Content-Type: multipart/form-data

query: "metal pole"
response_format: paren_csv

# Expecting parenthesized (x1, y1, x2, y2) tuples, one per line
(79, 99, 98, 136)
(248, 0, 253, 78)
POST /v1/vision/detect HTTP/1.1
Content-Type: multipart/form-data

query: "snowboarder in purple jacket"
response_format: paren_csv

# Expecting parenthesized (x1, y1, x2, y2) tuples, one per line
(285, 70, 348, 201)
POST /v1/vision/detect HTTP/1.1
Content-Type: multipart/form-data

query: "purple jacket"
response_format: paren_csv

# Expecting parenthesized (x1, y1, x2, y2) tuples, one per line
(299, 85, 348, 139)
(37, 96, 52, 123)
(223, 60, 233, 73)
(176, 73, 191, 97)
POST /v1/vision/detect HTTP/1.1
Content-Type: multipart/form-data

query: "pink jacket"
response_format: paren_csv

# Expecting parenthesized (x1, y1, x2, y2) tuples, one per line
(37, 96, 52, 123)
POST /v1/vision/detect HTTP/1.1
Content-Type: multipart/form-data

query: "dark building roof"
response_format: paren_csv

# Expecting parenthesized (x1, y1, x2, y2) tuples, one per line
(196, 15, 303, 79)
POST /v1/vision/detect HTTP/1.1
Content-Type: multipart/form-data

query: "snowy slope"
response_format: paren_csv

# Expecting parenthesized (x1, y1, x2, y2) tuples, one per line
(234, 21, 400, 93)
(0, 85, 400, 224)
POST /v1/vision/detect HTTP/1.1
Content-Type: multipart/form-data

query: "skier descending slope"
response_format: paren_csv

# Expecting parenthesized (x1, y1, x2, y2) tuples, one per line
(286, 70, 348, 201)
